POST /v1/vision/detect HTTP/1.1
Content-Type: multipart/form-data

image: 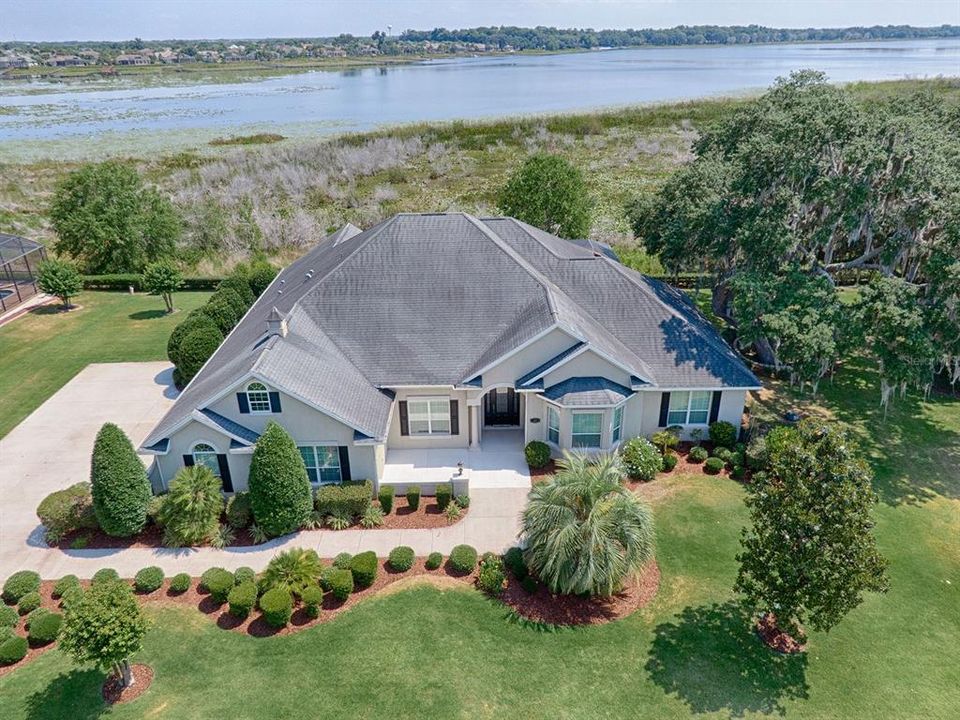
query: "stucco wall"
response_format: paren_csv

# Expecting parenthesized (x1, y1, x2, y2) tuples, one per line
(480, 327, 577, 387)
(542, 350, 632, 388)
(387, 387, 470, 449)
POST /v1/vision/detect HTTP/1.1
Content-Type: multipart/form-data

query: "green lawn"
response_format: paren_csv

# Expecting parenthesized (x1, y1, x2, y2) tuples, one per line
(0, 290, 210, 438)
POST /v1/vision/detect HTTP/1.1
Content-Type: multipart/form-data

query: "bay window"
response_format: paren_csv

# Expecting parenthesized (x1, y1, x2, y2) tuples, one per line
(611, 405, 624, 444)
(547, 405, 560, 445)
(571, 412, 602, 448)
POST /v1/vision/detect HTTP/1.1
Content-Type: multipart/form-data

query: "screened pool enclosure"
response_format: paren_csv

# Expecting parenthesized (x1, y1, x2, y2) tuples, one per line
(0, 234, 47, 313)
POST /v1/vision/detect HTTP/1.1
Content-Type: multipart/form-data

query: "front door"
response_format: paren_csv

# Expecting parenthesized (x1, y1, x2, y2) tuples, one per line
(484, 387, 520, 426)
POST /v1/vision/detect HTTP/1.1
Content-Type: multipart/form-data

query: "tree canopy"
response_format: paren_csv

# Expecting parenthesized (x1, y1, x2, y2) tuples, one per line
(36, 258, 82, 310)
(141, 259, 183, 313)
(633, 71, 960, 408)
(498, 153, 592, 239)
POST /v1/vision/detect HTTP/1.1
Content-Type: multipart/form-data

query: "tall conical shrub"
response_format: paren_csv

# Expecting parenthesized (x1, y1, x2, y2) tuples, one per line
(90, 423, 152, 537)
(248, 422, 312, 537)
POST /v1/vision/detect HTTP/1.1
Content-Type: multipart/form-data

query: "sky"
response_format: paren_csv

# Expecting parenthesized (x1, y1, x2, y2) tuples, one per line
(2, 0, 959, 42)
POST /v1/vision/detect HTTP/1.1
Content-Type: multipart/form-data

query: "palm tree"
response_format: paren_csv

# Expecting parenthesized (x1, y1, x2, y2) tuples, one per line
(159, 464, 224, 546)
(261, 547, 323, 597)
(521, 451, 655, 597)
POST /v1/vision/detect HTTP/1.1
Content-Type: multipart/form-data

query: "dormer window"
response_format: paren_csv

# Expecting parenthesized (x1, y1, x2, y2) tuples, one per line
(246, 382, 272, 413)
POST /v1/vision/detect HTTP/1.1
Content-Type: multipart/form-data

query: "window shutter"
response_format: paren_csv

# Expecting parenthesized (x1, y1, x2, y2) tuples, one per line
(182, 454, 195, 467)
(337, 446, 351, 483)
(450, 399, 459, 435)
(217, 454, 234, 492)
(269, 391, 282, 413)
(709, 391, 722, 424)
(399, 401, 409, 436)
(658, 392, 671, 427)
(237, 393, 250, 414)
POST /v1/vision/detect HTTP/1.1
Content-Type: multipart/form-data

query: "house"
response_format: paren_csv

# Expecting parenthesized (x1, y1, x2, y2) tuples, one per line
(115, 53, 150, 66)
(140, 213, 760, 493)
(45, 54, 84, 67)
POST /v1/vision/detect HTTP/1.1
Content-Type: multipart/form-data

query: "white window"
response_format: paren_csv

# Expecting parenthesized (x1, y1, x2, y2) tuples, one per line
(192, 442, 220, 477)
(571, 412, 602, 448)
(246, 382, 271, 413)
(407, 397, 451, 435)
(667, 390, 712, 425)
(547, 405, 560, 445)
(298, 445, 342, 485)
(611, 405, 624, 444)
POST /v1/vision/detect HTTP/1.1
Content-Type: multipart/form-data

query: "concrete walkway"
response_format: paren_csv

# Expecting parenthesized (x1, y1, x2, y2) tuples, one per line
(0, 363, 530, 580)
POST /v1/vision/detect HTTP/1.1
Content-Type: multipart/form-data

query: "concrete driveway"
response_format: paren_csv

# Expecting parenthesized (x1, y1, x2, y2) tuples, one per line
(0, 363, 530, 580)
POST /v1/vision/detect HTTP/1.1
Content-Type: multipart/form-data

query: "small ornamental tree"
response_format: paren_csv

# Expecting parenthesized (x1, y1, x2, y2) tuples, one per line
(36, 258, 83, 310)
(141, 259, 183, 313)
(735, 419, 889, 643)
(59, 580, 149, 688)
(498, 153, 592, 239)
(90, 423, 152, 537)
(248, 422, 312, 537)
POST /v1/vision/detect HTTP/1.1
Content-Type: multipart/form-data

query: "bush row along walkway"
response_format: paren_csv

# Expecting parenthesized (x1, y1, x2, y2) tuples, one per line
(0, 363, 529, 580)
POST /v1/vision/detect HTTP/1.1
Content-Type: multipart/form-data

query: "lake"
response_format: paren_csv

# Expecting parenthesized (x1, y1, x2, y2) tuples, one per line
(1, 38, 958, 159)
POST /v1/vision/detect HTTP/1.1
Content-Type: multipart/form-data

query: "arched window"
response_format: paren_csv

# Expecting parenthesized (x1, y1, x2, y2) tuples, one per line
(191, 442, 221, 477)
(246, 382, 271, 413)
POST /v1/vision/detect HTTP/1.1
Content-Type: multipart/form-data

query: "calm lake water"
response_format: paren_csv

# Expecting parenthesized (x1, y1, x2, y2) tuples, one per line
(1, 38, 958, 156)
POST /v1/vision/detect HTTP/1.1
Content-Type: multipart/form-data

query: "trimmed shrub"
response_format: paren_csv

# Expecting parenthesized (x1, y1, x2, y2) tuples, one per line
(709, 420, 738, 448)
(621, 437, 663, 481)
(520, 576, 538, 594)
(234, 567, 256, 585)
(28, 612, 62, 645)
(688, 446, 709, 463)
(91, 568, 119, 586)
(200, 567, 235, 603)
(388, 546, 415, 572)
(210, 286, 248, 321)
(90, 423, 152, 537)
(704, 457, 725, 475)
(449, 545, 478, 574)
(425, 552, 443, 571)
(226, 491, 253, 530)
(26, 607, 50, 627)
(58, 585, 84, 611)
(746, 435, 770, 470)
(134, 566, 164, 593)
(503, 547, 528, 580)
(455, 494, 470, 509)
(377, 485, 394, 515)
(661, 454, 679, 472)
(326, 569, 354, 601)
(259, 587, 293, 628)
(169, 573, 191, 593)
(167, 309, 219, 366)
(247, 262, 278, 296)
(146, 494, 167, 526)
(477, 553, 507, 596)
(248, 423, 313, 537)
(301, 585, 323, 618)
(350, 551, 378, 589)
(0, 605, 19, 628)
(524, 441, 551, 469)
(406, 485, 421, 512)
(227, 581, 258, 619)
(200, 294, 241, 335)
(175, 324, 224, 387)
(18, 592, 41, 615)
(159, 465, 224, 547)
(37, 482, 99, 542)
(712, 447, 734, 463)
(333, 553, 353, 570)
(3, 571, 41, 603)
(217, 275, 255, 308)
(435, 483, 452, 511)
(0, 636, 28, 664)
(731, 464, 747, 480)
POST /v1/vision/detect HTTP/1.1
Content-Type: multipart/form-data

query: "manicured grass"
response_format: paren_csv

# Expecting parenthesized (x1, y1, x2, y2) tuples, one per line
(0, 290, 210, 438)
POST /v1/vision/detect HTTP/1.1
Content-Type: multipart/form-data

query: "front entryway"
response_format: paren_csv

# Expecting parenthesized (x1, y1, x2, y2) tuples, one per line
(484, 387, 520, 426)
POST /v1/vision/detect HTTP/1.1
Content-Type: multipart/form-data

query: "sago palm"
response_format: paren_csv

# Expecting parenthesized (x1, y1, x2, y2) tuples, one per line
(159, 464, 224, 546)
(521, 451, 654, 597)
(261, 547, 323, 597)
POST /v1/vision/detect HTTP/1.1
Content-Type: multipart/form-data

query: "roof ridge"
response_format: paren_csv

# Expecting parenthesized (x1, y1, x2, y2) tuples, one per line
(507, 217, 598, 260)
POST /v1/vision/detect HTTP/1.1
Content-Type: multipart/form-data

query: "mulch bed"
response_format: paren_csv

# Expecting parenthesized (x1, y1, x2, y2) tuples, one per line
(755, 613, 806, 654)
(0, 580, 75, 678)
(529, 459, 558, 484)
(102, 663, 153, 704)
(500, 560, 660, 626)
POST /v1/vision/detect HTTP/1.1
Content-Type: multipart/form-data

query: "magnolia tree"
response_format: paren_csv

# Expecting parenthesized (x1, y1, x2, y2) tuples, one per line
(633, 71, 960, 409)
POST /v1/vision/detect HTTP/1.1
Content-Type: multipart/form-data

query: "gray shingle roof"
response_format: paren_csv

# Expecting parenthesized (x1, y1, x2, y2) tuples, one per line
(543, 377, 635, 406)
(198, 408, 260, 445)
(142, 214, 758, 451)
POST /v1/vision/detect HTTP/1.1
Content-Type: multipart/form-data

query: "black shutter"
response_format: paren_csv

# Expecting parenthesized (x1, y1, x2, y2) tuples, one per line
(217, 454, 234, 492)
(658, 392, 671, 427)
(338, 446, 351, 483)
(399, 401, 409, 436)
(709, 391, 722, 424)
(182, 454, 195, 467)
(269, 391, 282, 413)
(237, 393, 250, 414)
(450, 399, 459, 435)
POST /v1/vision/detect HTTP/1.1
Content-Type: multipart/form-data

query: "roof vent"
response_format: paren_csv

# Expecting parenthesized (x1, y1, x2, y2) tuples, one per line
(266, 307, 288, 338)
(305, 269, 314, 280)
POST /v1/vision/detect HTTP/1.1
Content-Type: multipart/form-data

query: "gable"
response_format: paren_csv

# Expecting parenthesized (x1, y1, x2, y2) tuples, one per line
(542, 349, 633, 389)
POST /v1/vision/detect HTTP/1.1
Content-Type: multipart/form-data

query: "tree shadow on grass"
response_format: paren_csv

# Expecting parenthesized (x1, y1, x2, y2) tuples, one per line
(129, 309, 167, 320)
(24, 668, 108, 720)
(646, 601, 809, 717)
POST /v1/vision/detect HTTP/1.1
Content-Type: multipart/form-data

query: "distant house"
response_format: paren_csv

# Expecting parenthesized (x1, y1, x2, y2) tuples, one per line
(196, 50, 221, 63)
(45, 54, 84, 67)
(141, 213, 759, 494)
(0, 54, 29, 69)
(115, 54, 150, 66)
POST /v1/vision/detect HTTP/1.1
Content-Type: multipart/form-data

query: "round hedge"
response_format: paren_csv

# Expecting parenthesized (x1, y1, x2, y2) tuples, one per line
(91, 568, 120, 586)
(248, 423, 313, 537)
(712, 447, 734, 463)
(661, 454, 679, 472)
(621, 437, 663, 481)
(134, 566, 165, 593)
(424, 552, 443, 571)
(200, 567, 235, 603)
(688, 446, 709, 463)
(449, 544, 478, 574)
(0, 636, 28, 665)
(301, 585, 323, 618)
(524, 441, 551, 469)
(18, 591, 41, 615)
(37, 482, 98, 540)
(503, 546, 528, 580)
(211, 286, 249, 320)
(217, 276, 255, 308)
(167, 309, 219, 366)
(387, 546, 415, 572)
(332, 552, 353, 570)
(90, 422, 151, 537)
(326, 568, 354, 601)
(227, 581, 258, 619)
(52, 575, 80, 600)
(709, 420, 738, 448)
(234, 566, 256, 585)
(176, 325, 225, 387)
(58, 585, 84, 611)
(28, 612, 62, 645)
(169, 573, 191, 593)
(259, 587, 293, 628)
(704, 457, 725, 475)
(349, 551, 378, 589)
(2, 570, 40, 604)
(25, 607, 50, 628)
(247, 262, 278, 296)
(200, 295, 241, 335)
(0, 605, 18, 628)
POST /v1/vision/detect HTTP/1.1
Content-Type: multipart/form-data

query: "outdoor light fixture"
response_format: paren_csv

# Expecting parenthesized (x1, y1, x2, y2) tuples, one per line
(457, 461, 464, 476)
